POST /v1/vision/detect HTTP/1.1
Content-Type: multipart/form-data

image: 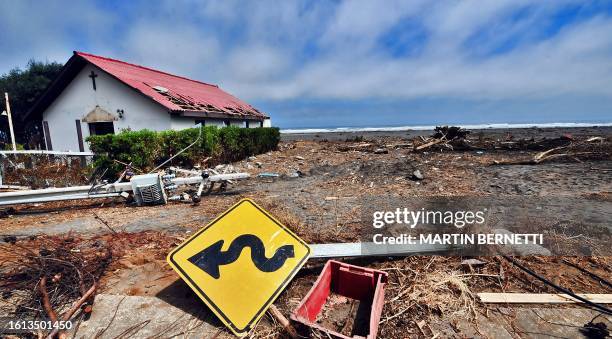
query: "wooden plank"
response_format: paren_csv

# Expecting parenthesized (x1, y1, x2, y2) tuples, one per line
(75, 120, 87, 167)
(478, 293, 612, 304)
(42, 121, 52, 151)
(414, 138, 444, 151)
(75, 119, 85, 152)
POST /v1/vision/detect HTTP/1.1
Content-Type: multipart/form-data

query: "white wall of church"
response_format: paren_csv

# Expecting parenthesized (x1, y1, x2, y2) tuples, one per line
(42, 64, 171, 152)
(42, 64, 269, 152)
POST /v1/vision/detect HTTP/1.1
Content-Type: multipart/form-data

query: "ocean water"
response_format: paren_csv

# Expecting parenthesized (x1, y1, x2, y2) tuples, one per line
(280, 122, 612, 134)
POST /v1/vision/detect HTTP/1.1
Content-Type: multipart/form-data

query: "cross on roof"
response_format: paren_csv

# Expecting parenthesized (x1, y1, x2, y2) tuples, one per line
(88, 70, 98, 91)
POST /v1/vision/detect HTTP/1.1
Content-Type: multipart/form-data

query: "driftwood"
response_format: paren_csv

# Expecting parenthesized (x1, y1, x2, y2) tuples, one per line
(432, 126, 470, 140)
(39, 277, 58, 323)
(493, 144, 598, 165)
(268, 305, 299, 339)
(413, 126, 473, 152)
(414, 138, 445, 151)
(46, 283, 97, 339)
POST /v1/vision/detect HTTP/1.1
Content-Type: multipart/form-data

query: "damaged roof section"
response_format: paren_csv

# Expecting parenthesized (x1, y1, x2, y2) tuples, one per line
(26, 51, 267, 120)
(75, 52, 267, 119)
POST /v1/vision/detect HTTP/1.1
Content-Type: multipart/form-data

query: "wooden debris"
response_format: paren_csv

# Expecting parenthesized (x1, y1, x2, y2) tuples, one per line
(461, 259, 487, 268)
(47, 283, 97, 339)
(268, 305, 298, 339)
(432, 126, 470, 140)
(492, 137, 606, 165)
(586, 136, 605, 142)
(415, 138, 444, 151)
(477, 293, 612, 304)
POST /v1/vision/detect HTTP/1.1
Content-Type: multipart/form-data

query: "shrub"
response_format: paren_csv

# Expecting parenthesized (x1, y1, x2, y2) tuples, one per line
(86, 126, 279, 178)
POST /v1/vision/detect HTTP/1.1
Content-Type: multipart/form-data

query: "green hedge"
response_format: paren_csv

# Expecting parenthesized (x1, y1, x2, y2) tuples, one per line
(87, 126, 280, 177)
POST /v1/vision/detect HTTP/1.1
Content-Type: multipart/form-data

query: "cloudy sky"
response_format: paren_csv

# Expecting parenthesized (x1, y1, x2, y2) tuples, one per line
(1, 0, 611, 128)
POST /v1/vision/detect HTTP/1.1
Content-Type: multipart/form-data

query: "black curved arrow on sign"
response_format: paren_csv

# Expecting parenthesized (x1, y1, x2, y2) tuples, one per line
(188, 234, 295, 279)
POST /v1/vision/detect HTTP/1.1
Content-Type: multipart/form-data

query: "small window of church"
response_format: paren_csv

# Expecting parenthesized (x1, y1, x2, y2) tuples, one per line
(89, 122, 115, 136)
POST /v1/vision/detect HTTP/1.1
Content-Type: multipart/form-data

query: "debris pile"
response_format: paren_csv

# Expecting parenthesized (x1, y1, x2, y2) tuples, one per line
(0, 235, 110, 337)
(493, 135, 611, 165)
(1, 154, 91, 189)
(0, 231, 179, 337)
(0, 126, 610, 337)
(413, 126, 473, 152)
(432, 126, 471, 140)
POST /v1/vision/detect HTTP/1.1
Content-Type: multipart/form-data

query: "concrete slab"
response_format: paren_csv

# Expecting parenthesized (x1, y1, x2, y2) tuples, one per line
(73, 294, 230, 339)
(454, 311, 515, 339)
(454, 307, 612, 339)
(509, 307, 612, 339)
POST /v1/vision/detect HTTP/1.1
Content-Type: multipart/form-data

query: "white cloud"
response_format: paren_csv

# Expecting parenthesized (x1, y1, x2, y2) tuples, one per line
(118, 22, 220, 79)
(1, 0, 611, 105)
(0, 0, 112, 71)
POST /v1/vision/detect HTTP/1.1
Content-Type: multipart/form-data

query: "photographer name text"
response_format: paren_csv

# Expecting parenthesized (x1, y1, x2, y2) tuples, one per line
(372, 233, 544, 245)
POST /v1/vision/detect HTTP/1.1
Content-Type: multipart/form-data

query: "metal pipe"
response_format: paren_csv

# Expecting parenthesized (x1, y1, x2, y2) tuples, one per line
(309, 242, 453, 259)
(0, 183, 131, 205)
(0, 192, 121, 205)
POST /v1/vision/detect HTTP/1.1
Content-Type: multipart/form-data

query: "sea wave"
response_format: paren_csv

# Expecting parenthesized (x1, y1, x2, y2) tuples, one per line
(280, 122, 612, 134)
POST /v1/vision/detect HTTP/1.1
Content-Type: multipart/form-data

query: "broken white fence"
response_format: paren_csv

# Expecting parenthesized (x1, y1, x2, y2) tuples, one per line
(0, 150, 94, 188)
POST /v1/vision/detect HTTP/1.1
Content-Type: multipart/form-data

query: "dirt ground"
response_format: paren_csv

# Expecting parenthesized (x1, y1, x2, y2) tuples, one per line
(0, 126, 611, 338)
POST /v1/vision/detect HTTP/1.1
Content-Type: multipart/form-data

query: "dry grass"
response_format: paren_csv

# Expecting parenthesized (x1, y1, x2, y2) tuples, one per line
(377, 257, 480, 337)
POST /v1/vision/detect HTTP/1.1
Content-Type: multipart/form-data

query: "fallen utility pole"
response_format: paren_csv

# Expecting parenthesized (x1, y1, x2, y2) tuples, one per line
(0, 171, 249, 206)
(309, 242, 454, 258)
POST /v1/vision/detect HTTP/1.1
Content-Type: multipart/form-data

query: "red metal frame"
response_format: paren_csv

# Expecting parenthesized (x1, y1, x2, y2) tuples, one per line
(291, 260, 388, 339)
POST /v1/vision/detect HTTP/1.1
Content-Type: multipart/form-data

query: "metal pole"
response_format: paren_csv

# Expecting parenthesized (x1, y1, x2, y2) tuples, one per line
(0, 172, 249, 206)
(4, 93, 17, 151)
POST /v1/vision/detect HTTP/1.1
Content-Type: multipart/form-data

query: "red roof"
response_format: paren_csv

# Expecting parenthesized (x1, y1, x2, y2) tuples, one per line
(75, 51, 266, 119)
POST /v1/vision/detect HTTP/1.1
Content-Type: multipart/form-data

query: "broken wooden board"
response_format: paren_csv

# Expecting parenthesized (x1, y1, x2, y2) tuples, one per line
(478, 293, 612, 304)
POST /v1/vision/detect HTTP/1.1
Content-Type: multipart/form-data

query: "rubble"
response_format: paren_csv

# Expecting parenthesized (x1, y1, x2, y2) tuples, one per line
(492, 136, 610, 165)
(0, 235, 111, 337)
(0, 126, 610, 338)
(410, 169, 424, 181)
(258, 172, 280, 178)
(432, 126, 471, 140)
(373, 148, 388, 154)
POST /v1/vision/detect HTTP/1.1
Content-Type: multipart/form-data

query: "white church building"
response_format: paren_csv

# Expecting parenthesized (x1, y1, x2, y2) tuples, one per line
(26, 51, 270, 152)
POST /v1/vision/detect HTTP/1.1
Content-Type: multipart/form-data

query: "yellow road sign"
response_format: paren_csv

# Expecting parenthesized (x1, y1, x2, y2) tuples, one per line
(167, 198, 310, 336)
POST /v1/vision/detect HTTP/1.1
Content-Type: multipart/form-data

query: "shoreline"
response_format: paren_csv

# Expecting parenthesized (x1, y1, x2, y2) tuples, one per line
(280, 122, 612, 134)
(281, 124, 612, 141)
